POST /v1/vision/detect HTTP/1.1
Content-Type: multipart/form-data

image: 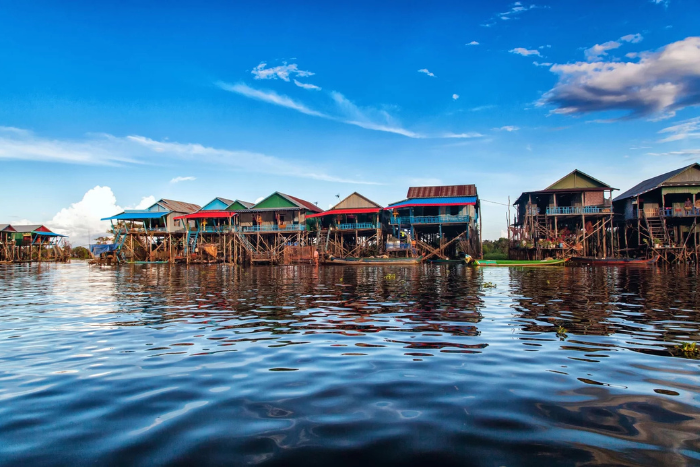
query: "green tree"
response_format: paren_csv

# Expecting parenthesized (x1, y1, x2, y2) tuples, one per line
(72, 246, 91, 259)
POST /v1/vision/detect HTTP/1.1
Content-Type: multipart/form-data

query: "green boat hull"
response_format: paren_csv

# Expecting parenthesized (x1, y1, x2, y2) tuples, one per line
(472, 259, 568, 267)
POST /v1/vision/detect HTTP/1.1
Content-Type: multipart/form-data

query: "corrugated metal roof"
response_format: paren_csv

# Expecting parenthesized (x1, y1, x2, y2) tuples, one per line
(101, 212, 168, 221)
(216, 197, 235, 206)
(280, 193, 324, 213)
(387, 196, 478, 209)
(236, 200, 254, 208)
(614, 164, 699, 201)
(545, 169, 613, 190)
(407, 185, 477, 198)
(11, 225, 56, 234)
(0, 224, 16, 232)
(158, 199, 201, 213)
(331, 192, 382, 210)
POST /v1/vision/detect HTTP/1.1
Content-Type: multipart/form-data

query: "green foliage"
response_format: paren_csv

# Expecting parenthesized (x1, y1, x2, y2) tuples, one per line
(72, 246, 91, 259)
(674, 341, 698, 357)
(482, 238, 508, 257)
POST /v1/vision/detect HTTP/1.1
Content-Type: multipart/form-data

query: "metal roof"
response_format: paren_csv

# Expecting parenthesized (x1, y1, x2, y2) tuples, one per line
(157, 199, 201, 213)
(278, 193, 324, 213)
(614, 164, 700, 201)
(545, 169, 613, 190)
(216, 197, 235, 206)
(101, 212, 168, 221)
(407, 185, 477, 198)
(387, 196, 478, 209)
(236, 200, 254, 208)
(0, 224, 16, 232)
(11, 224, 50, 233)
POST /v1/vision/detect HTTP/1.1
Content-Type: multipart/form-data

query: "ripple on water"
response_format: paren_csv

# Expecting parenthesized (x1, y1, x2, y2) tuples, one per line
(0, 262, 698, 465)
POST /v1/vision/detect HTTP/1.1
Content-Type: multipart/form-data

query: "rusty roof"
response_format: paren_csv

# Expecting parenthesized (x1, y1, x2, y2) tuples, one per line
(283, 193, 324, 213)
(158, 199, 201, 213)
(407, 185, 477, 198)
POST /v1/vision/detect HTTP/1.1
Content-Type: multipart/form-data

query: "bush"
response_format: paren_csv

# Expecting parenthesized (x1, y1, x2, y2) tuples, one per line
(72, 246, 91, 259)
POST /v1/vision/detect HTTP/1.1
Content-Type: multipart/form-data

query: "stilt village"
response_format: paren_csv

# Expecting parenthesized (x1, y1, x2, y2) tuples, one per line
(3, 163, 700, 266)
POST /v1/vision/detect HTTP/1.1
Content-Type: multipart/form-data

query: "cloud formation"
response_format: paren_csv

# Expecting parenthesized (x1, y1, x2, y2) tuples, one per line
(251, 62, 314, 81)
(293, 79, 321, 90)
(657, 117, 700, 142)
(452, 94, 460, 100)
(170, 176, 196, 183)
(539, 37, 700, 119)
(467, 41, 479, 46)
(418, 68, 436, 77)
(533, 61, 552, 67)
(584, 33, 643, 61)
(647, 149, 700, 157)
(510, 48, 541, 57)
(217, 82, 326, 117)
(498, 2, 541, 20)
(495, 126, 520, 131)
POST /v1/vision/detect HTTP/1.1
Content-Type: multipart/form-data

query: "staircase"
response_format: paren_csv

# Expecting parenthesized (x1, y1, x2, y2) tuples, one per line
(644, 211, 669, 246)
(316, 229, 329, 254)
(535, 215, 548, 237)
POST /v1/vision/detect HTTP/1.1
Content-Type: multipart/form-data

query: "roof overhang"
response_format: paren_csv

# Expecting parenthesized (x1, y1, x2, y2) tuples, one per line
(174, 211, 237, 220)
(101, 211, 169, 221)
(386, 196, 477, 210)
(307, 208, 381, 218)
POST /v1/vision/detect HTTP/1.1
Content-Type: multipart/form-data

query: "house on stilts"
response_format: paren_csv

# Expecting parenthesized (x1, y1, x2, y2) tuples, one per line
(385, 185, 481, 261)
(0, 224, 17, 262)
(236, 192, 323, 264)
(510, 170, 616, 259)
(101, 198, 200, 263)
(613, 163, 700, 263)
(306, 192, 385, 259)
(8, 225, 69, 262)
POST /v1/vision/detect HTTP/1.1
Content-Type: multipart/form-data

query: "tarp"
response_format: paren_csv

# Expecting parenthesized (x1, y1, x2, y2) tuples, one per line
(174, 211, 237, 220)
(306, 208, 381, 218)
(101, 212, 168, 221)
(386, 196, 477, 209)
(35, 232, 67, 237)
(90, 244, 119, 256)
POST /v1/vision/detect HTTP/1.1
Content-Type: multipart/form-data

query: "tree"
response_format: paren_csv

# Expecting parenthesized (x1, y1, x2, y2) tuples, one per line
(482, 237, 509, 259)
(72, 246, 91, 259)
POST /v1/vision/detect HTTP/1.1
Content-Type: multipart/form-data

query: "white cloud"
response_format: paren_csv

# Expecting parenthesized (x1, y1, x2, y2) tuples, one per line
(217, 81, 327, 118)
(651, 0, 669, 7)
(452, 94, 460, 100)
(293, 79, 321, 90)
(170, 176, 196, 183)
(219, 81, 481, 140)
(495, 126, 520, 131)
(418, 68, 436, 77)
(251, 62, 314, 81)
(467, 41, 479, 46)
(647, 149, 700, 157)
(498, 2, 541, 20)
(470, 105, 496, 111)
(254, 196, 265, 204)
(657, 117, 700, 142)
(130, 196, 156, 210)
(539, 37, 700, 119)
(48, 186, 123, 246)
(510, 48, 541, 57)
(533, 61, 553, 67)
(584, 33, 643, 61)
(441, 132, 483, 138)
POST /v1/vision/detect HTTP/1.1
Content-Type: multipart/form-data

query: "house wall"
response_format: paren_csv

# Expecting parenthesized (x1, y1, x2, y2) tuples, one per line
(201, 199, 230, 211)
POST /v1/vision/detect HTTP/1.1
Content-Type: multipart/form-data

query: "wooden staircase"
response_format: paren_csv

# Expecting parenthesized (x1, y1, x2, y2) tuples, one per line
(644, 211, 669, 246)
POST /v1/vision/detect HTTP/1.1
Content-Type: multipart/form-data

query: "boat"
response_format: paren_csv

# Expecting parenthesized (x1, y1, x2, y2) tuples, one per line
(325, 256, 422, 265)
(425, 258, 465, 264)
(569, 256, 658, 266)
(469, 258, 569, 267)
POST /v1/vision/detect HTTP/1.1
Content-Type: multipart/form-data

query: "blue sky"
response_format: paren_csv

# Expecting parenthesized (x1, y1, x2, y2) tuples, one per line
(1, 0, 699, 243)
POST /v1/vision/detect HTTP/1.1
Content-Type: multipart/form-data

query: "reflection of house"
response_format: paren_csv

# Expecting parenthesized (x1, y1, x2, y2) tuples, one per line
(386, 185, 480, 260)
(511, 170, 616, 259)
(306, 192, 384, 258)
(613, 163, 700, 260)
(8, 224, 69, 262)
(236, 192, 323, 263)
(102, 199, 200, 262)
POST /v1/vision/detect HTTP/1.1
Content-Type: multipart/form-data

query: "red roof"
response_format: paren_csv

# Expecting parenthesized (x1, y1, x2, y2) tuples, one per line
(306, 208, 381, 218)
(407, 185, 477, 198)
(174, 211, 237, 220)
(287, 194, 324, 213)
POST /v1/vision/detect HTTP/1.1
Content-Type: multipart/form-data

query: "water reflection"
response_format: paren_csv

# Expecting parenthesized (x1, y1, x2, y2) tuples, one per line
(0, 263, 698, 466)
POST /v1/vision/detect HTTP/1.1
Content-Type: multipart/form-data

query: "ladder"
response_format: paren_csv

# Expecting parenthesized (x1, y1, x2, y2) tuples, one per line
(644, 211, 669, 246)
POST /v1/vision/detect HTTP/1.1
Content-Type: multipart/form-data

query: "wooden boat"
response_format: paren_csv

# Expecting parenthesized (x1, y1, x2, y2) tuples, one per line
(569, 256, 658, 266)
(326, 256, 422, 265)
(470, 258, 569, 267)
(426, 258, 465, 264)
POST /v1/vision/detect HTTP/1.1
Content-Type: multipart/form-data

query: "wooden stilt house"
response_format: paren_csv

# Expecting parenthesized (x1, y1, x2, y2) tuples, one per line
(174, 197, 239, 263)
(102, 198, 200, 262)
(236, 192, 323, 264)
(385, 185, 481, 260)
(306, 192, 384, 259)
(510, 170, 616, 259)
(9, 225, 69, 262)
(613, 162, 700, 263)
(0, 224, 17, 262)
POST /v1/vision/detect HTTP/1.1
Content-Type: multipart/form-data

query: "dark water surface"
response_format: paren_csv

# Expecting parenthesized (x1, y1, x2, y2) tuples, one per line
(1, 263, 699, 466)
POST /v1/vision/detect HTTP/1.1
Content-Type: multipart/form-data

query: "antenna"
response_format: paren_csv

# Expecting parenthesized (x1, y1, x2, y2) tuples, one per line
(335, 194, 340, 199)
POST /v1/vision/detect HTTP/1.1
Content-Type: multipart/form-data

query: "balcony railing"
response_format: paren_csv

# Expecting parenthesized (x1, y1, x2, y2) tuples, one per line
(661, 207, 700, 218)
(337, 222, 377, 230)
(199, 226, 235, 233)
(241, 224, 306, 232)
(389, 215, 470, 225)
(545, 206, 608, 215)
(386, 242, 413, 250)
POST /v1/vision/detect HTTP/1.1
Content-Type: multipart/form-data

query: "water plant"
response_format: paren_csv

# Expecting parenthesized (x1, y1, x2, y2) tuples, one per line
(674, 341, 698, 357)
(556, 325, 568, 340)
(482, 282, 497, 288)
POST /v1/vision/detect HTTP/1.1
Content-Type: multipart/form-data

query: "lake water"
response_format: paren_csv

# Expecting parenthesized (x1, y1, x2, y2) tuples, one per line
(0, 263, 698, 466)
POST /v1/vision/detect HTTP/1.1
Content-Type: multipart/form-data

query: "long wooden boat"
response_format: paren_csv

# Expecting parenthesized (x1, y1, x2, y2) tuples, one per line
(326, 256, 422, 265)
(471, 258, 569, 267)
(569, 256, 658, 266)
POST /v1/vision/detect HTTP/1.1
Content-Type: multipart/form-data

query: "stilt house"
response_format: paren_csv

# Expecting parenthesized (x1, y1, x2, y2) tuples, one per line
(511, 170, 616, 259)
(0, 224, 17, 262)
(10, 225, 69, 262)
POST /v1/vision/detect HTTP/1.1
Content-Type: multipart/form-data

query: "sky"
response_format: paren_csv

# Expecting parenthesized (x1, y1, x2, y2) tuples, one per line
(1, 0, 699, 245)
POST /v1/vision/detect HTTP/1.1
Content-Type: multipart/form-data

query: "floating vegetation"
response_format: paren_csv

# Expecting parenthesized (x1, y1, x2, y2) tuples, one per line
(384, 274, 397, 280)
(673, 341, 698, 358)
(482, 282, 496, 289)
(556, 325, 568, 340)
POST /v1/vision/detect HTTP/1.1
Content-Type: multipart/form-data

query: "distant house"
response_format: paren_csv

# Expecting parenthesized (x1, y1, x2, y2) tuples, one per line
(0, 224, 17, 262)
(102, 198, 201, 233)
(385, 184, 480, 259)
(613, 163, 700, 249)
(7, 224, 68, 262)
(511, 170, 617, 259)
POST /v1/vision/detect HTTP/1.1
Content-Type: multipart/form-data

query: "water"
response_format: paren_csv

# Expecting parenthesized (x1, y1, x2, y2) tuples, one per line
(0, 263, 698, 466)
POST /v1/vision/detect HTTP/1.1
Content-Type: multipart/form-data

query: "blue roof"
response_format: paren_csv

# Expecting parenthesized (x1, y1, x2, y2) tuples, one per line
(101, 211, 169, 221)
(387, 196, 477, 208)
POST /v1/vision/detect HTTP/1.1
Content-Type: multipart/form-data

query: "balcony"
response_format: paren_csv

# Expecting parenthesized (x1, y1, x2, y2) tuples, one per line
(389, 215, 470, 225)
(199, 226, 235, 233)
(337, 222, 377, 230)
(241, 224, 306, 232)
(545, 206, 610, 215)
(661, 207, 700, 218)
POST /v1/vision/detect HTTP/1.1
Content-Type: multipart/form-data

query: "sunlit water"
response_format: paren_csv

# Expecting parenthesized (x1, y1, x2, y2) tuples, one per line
(0, 263, 698, 466)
